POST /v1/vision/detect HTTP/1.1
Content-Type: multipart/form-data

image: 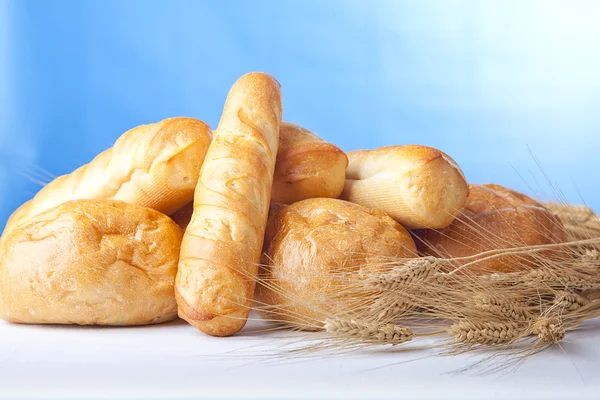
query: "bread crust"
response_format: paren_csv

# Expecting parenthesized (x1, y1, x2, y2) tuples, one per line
(272, 122, 348, 204)
(341, 145, 469, 229)
(255, 198, 418, 328)
(413, 184, 567, 274)
(0, 199, 182, 325)
(175, 72, 282, 336)
(2, 117, 212, 239)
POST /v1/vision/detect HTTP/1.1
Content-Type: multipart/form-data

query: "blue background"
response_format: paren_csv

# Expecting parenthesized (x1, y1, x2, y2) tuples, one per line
(1, 0, 599, 230)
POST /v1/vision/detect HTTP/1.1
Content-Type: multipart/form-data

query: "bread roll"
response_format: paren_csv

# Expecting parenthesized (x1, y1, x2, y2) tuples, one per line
(2, 117, 212, 240)
(341, 145, 469, 229)
(255, 198, 418, 328)
(0, 200, 182, 325)
(176, 72, 282, 336)
(170, 122, 347, 229)
(272, 122, 347, 204)
(413, 184, 566, 274)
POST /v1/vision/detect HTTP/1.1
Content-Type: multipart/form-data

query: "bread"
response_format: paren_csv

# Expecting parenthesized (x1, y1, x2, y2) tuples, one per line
(2, 117, 212, 240)
(272, 122, 347, 204)
(170, 122, 347, 229)
(413, 184, 567, 274)
(341, 145, 469, 229)
(0, 199, 182, 325)
(255, 198, 418, 328)
(176, 72, 282, 336)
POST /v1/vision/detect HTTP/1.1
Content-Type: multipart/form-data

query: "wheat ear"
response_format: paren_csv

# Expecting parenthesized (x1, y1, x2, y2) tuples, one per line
(531, 317, 565, 343)
(472, 294, 535, 322)
(449, 321, 524, 345)
(323, 318, 414, 345)
(365, 257, 443, 290)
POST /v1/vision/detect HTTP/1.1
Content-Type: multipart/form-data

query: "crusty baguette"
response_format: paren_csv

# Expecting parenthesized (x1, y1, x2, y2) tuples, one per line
(175, 72, 282, 336)
(341, 145, 469, 229)
(170, 121, 347, 229)
(413, 184, 567, 274)
(2, 117, 212, 240)
(272, 122, 348, 204)
(0, 199, 182, 325)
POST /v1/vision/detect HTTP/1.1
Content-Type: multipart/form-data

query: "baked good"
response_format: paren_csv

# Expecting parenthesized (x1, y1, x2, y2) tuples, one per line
(2, 117, 212, 240)
(255, 198, 418, 328)
(176, 72, 282, 336)
(0, 199, 182, 325)
(341, 145, 469, 229)
(413, 184, 567, 274)
(272, 122, 347, 204)
(170, 122, 347, 228)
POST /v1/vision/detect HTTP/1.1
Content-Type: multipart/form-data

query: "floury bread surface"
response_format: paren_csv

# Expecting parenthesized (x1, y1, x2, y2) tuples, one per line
(0, 200, 182, 325)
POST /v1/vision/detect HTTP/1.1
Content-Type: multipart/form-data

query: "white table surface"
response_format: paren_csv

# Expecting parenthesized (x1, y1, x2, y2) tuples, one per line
(1, 314, 598, 399)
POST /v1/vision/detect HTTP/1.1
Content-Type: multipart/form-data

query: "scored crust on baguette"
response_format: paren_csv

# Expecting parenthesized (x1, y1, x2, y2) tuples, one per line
(272, 122, 348, 204)
(176, 72, 282, 336)
(341, 145, 469, 229)
(0, 199, 182, 325)
(2, 117, 212, 240)
(413, 183, 567, 274)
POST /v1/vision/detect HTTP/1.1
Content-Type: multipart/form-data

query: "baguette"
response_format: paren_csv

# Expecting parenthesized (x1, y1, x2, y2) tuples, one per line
(170, 121, 347, 229)
(341, 145, 469, 229)
(0, 199, 182, 325)
(176, 72, 282, 336)
(2, 117, 212, 239)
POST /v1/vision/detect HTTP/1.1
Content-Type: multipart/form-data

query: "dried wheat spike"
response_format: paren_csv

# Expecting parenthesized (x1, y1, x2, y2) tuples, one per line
(473, 294, 534, 322)
(552, 291, 590, 312)
(545, 203, 595, 224)
(365, 257, 442, 290)
(323, 318, 413, 345)
(532, 317, 565, 343)
(370, 296, 415, 321)
(449, 321, 524, 345)
(524, 269, 599, 292)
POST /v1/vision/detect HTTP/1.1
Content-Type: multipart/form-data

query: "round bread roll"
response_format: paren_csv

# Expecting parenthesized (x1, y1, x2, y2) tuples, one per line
(255, 198, 418, 329)
(413, 184, 566, 274)
(0, 199, 182, 325)
(272, 122, 348, 204)
(2, 117, 211, 241)
(341, 145, 469, 229)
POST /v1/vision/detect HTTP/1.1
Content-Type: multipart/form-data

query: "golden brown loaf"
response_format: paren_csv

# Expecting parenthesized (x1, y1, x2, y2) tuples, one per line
(169, 122, 347, 229)
(272, 122, 348, 204)
(255, 198, 418, 328)
(0, 199, 182, 325)
(341, 145, 469, 229)
(2, 117, 212, 240)
(176, 72, 283, 336)
(413, 184, 566, 274)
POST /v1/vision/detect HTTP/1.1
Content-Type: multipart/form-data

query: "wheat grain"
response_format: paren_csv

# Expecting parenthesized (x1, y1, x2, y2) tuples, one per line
(365, 257, 443, 290)
(449, 321, 524, 345)
(472, 294, 534, 322)
(323, 318, 413, 345)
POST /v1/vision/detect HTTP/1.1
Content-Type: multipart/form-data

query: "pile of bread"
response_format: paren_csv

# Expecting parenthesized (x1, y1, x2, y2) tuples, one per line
(0, 73, 566, 336)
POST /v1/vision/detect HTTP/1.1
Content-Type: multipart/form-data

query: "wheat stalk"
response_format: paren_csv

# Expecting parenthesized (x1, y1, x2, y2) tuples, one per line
(365, 257, 443, 290)
(323, 318, 414, 345)
(449, 321, 524, 345)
